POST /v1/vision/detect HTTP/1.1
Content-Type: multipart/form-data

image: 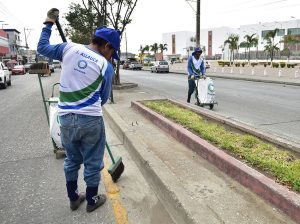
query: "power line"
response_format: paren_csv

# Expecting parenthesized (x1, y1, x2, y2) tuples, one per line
(185, 0, 196, 12)
(0, 1, 27, 27)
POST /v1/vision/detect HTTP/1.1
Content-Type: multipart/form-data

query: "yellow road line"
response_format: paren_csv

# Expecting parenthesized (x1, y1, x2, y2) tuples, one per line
(102, 155, 129, 224)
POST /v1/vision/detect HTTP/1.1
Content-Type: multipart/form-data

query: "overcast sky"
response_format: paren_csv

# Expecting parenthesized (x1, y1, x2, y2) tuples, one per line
(1, 0, 300, 53)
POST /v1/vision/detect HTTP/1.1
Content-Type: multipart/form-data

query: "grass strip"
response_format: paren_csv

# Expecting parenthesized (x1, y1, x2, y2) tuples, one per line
(143, 100, 300, 192)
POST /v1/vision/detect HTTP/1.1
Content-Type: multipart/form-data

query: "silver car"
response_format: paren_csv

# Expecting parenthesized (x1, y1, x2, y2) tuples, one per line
(151, 61, 169, 73)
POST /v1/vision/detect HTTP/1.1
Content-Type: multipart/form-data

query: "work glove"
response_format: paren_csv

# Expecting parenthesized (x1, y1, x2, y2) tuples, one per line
(202, 75, 206, 79)
(43, 8, 59, 24)
(190, 75, 195, 80)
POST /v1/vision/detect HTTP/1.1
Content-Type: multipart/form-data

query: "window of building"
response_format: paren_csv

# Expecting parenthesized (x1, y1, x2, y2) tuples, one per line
(262, 30, 272, 38)
(287, 28, 300, 35)
(277, 29, 285, 36)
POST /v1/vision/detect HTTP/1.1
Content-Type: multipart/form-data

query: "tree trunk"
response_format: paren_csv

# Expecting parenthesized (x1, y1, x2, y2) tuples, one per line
(271, 47, 274, 62)
(248, 47, 250, 62)
(113, 49, 121, 85)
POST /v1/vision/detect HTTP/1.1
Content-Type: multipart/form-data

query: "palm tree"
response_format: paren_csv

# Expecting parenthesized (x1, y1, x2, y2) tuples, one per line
(239, 41, 248, 60)
(138, 45, 146, 64)
(264, 43, 280, 61)
(224, 34, 239, 64)
(202, 46, 206, 55)
(159, 43, 168, 54)
(280, 34, 300, 61)
(143, 45, 150, 55)
(150, 43, 159, 61)
(142, 45, 150, 64)
(263, 28, 279, 62)
(244, 34, 259, 61)
(219, 45, 225, 60)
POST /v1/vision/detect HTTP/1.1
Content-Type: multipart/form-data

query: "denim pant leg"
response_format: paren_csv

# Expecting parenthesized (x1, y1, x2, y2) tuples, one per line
(187, 79, 196, 102)
(60, 115, 83, 182)
(79, 116, 106, 188)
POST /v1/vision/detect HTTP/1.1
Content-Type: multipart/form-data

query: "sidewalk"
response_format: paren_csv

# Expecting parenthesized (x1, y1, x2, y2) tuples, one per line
(0, 72, 174, 224)
(143, 62, 300, 86)
(103, 87, 295, 224)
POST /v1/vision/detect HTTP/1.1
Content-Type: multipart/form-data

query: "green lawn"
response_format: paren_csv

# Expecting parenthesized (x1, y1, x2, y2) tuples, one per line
(143, 100, 300, 192)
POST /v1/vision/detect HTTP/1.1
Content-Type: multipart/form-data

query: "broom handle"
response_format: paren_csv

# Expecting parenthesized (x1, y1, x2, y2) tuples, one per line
(55, 18, 67, 43)
(105, 142, 116, 164)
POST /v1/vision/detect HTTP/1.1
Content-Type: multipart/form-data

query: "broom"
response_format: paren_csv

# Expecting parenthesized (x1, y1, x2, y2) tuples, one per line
(54, 11, 125, 182)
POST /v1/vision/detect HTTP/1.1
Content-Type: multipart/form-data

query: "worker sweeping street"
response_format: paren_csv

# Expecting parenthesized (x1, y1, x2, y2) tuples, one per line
(37, 8, 121, 213)
(187, 47, 206, 103)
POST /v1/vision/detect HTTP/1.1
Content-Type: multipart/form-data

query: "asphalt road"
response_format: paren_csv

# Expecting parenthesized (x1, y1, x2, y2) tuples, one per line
(120, 69, 300, 145)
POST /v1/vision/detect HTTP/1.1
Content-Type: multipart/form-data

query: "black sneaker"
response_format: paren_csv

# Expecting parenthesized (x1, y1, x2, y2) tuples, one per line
(86, 194, 107, 213)
(70, 192, 86, 211)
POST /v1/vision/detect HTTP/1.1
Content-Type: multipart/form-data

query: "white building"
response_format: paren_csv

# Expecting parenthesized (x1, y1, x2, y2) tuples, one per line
(162, 19, 300, 60)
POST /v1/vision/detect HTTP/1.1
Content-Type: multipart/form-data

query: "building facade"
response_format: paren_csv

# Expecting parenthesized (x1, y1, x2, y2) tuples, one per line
(162, 19, 300, 60)
(3, 29, 22, 61)
(0, 29, 9, 59)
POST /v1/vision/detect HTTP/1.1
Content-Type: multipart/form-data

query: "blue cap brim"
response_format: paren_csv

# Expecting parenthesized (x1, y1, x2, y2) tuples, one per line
(113, 51, 120, 61)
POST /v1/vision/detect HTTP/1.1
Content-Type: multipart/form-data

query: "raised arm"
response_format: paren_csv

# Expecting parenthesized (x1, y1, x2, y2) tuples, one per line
(37, 23, 67, 61)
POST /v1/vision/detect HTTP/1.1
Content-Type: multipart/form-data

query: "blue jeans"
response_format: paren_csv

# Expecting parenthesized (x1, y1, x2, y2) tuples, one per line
(187, 79, 196, 103)
(60, 114, 106, 187)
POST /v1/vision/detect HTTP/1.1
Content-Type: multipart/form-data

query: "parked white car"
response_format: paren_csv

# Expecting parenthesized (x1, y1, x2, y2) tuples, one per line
(151, 60, 169, 73)
(129, 61, 142, 70)
(0, 62, 11, 89)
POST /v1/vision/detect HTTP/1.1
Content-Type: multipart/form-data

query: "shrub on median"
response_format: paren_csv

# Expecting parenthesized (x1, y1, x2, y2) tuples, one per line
(287, 63, 296, 68)
(250, 62, 258, 67)
(218, 61, 231, 67)
(144, 62, 154, 67)
(143, 100, 300, 192)
(272, 62, 279, 68)
(280, 62, 286, 68)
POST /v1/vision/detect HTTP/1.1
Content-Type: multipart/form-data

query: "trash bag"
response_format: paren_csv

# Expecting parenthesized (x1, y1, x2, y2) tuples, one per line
(197, 77, 216, 104)
(49, 99, 62, 148)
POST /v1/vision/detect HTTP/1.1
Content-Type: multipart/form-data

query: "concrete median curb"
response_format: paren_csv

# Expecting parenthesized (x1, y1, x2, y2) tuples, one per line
(131, 100, 300, 223)
(103, 105, 209, 224)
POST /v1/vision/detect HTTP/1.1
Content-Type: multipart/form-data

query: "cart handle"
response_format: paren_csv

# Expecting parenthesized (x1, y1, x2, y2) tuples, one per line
(51, 83, 60, 97)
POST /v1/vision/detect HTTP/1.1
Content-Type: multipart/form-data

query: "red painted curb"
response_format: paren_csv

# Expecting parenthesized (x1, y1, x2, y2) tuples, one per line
(131, 100, 300, 223)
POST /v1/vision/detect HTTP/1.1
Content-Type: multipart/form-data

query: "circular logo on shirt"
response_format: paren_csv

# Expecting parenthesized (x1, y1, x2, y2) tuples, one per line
(78, 60, 87, 69)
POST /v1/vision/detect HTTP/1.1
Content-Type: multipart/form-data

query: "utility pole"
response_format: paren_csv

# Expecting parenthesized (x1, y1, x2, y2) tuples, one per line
(24, 27, 28, 49)
(196, 0, 201, 47)
(125, 28, 128, 59)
